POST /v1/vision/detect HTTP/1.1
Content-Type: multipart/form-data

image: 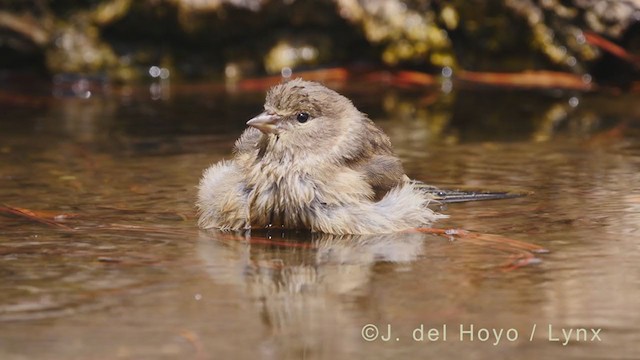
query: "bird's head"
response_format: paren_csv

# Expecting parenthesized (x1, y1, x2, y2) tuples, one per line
(246, 79, 360, 152)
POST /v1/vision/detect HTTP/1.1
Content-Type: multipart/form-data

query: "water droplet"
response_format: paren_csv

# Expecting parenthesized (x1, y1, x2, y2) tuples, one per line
(568, 96, 579, 107)
(281, 67, 292, 78)
(441, 66, 453, 78)
(149, 66, 161, 78)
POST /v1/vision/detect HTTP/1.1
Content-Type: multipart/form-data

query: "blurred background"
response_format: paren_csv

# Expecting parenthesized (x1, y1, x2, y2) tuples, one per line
(1, 0, 640, 85)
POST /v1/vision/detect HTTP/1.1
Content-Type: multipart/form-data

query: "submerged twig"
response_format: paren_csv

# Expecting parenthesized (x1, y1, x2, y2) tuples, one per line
(1, 204, 547, 270)
(0, 204, 74, 230)
(235, 67, 596, 92)
(411, 227, 548, 270)
(456, 70, 593, 91)
(237, 67, 349, 91)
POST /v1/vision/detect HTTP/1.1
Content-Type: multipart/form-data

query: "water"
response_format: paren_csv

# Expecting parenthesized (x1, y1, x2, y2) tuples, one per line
(0, 81, 639, 359)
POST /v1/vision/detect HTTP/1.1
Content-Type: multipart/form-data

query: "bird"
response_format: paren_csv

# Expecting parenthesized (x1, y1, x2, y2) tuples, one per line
(197, 78, 515, 234)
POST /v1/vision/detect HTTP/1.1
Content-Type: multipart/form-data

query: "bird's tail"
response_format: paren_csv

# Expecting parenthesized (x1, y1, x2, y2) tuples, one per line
(413, 182, 528, 203)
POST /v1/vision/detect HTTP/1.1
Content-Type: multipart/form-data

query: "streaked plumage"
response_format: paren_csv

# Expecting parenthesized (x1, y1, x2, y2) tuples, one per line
(197, 79, 445, 234)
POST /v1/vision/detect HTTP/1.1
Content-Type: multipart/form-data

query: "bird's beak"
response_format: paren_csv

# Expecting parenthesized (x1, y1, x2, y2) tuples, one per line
(247, 112, 279, 134)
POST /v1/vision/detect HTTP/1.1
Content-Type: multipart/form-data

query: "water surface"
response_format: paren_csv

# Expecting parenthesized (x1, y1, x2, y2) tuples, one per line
(0, 81, 638, 359)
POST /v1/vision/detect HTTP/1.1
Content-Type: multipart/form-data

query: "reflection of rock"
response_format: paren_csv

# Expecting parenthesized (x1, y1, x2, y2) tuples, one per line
(379, 91, 454, 149)
(197, 230, 425, 356)
(378, 88, 640, 146)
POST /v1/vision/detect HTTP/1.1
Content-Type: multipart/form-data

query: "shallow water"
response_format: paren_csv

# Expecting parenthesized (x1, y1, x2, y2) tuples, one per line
(0, 81, 639, 359)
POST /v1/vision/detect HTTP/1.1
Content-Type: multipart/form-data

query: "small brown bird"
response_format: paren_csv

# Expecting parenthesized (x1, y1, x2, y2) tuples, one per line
(197, 79, 443, 234)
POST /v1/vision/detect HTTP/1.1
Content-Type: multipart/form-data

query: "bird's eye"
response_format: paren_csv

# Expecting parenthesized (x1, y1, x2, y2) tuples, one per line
(296, 112, 309, 123)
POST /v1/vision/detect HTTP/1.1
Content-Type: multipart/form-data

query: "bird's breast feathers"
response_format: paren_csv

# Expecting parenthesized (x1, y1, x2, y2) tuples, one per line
(242, 156, 373, 228)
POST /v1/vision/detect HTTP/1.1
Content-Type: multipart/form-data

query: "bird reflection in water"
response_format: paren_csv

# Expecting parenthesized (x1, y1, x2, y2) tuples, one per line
(197, 229, 426, 356)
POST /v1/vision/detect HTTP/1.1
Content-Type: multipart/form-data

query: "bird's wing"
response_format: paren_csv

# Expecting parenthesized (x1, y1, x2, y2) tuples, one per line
(346, 119, 406, 200)
(354, 119, 527, 203)
(353, 154, 405, 201)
